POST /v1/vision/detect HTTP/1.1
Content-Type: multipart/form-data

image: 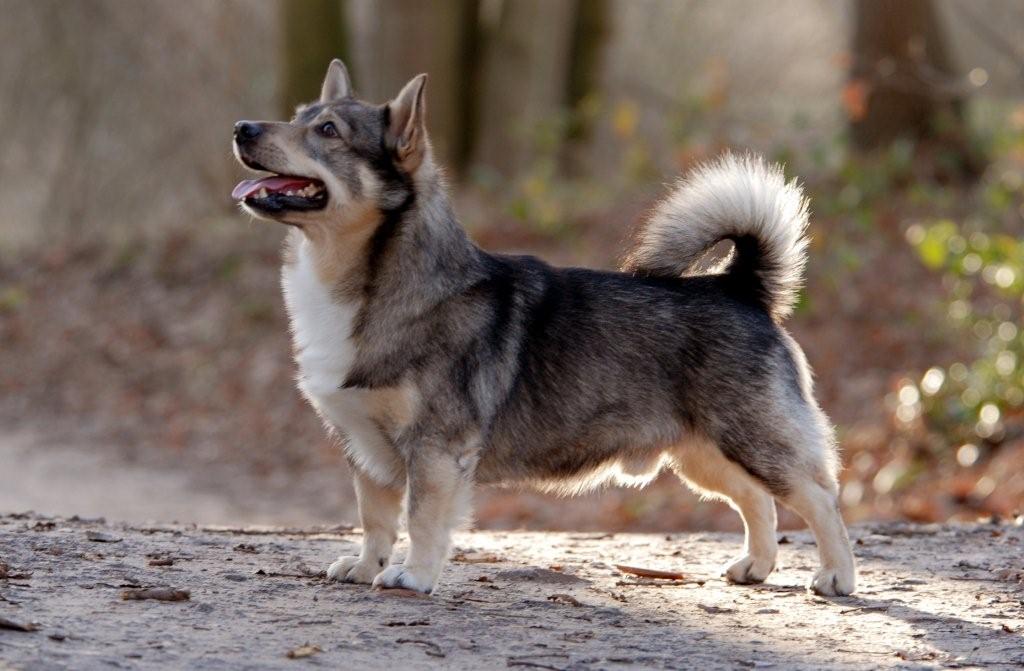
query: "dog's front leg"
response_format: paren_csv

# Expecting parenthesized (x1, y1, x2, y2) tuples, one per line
(327, 468, 403, 584)
(373, 447, 473, 594)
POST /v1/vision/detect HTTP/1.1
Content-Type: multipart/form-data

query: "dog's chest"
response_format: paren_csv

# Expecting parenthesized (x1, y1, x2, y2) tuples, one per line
(281, 244, 412, 483)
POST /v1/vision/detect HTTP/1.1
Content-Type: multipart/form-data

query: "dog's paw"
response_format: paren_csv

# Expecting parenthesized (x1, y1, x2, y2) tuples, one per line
(724, 554, 775, 585)
(326, 555, 384, 584)
(809, 566, 856, 596)
(372, 564, 436, 594)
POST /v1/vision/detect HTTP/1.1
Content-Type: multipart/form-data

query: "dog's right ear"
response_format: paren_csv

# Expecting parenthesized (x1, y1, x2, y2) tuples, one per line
(385, 74, 428, 170)
(320, 59, 352, 102)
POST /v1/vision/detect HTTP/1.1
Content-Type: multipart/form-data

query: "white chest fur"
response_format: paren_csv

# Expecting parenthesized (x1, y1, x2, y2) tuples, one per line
(281, 240, 410, 485)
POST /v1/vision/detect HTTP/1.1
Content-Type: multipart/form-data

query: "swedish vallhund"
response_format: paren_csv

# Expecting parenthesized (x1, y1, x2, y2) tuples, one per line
(231, 59, 856, 596)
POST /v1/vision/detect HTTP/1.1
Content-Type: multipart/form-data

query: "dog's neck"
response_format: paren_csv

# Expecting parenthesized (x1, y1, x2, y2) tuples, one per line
(292, 159, 481, 292)
(354, 170, 483, 324)
(285, 162, 485, 388)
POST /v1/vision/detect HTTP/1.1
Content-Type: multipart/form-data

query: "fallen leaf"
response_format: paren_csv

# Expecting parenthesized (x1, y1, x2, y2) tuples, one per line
(955, 559, 989, 570)
(451, 551, 503, 564)
(547, 593, 583, 607)
(0, 560, 31, 580)
(286, 643, 321, 659)
(254, 562, 321, 579)
(568, 533, 614, 541)
(397, 638, 445, 658)
(698, 604, 736, 614)
(562, 631, 594, 642)
(508, 653, 570, 669)
(614, 564, 685, 580)
(121, 587, 190, 602)
(992, 567, 1024, 583)
(86, 531, 122, 543)
(0, 616, 39, 632)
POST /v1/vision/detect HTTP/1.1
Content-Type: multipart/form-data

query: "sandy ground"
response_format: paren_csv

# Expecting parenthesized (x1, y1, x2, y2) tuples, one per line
(0, 429, 350, 527)
(1, 514, 1022, 670)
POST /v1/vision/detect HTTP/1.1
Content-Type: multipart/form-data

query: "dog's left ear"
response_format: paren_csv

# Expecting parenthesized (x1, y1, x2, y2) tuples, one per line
(386, 74, 428, 169)
(320, 59, 352, 102)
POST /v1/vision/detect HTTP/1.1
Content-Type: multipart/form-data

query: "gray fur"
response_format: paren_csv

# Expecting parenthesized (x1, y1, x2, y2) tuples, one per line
(232, 60, 856, 597)
(623, 154, 810, 322)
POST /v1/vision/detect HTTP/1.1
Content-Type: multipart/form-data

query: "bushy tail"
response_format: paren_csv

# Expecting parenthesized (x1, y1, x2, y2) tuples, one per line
(623, 153, 810, 322)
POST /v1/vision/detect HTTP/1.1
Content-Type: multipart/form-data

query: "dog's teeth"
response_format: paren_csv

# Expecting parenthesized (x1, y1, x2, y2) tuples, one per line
(258, 188, 267, 198)
(286, 190, 294, 196)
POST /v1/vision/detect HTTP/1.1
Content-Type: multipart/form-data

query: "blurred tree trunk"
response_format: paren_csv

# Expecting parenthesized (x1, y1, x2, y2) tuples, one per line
(848, 0, 965, 150)
(348, 0, 479, 174)
(567, 0, 608, 113)
(472, 0, 580, 178)
(280, 0, 348, 115)
(563, 0, 608, 174)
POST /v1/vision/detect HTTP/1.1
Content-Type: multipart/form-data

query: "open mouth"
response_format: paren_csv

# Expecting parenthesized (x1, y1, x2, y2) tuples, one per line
(232, 174, 328, 213)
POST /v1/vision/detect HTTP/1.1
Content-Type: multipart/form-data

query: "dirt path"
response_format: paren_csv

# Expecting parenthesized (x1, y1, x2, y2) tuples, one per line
(0, 429, 352, 527)
(1, 515, 1022, 670)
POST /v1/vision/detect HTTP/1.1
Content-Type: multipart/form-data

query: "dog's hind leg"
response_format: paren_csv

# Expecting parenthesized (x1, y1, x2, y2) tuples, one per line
(327, 468, 404, 584)
(779, 464, 856, 596)
(746, 398, 857, 597)
(670, 439, 779, 584)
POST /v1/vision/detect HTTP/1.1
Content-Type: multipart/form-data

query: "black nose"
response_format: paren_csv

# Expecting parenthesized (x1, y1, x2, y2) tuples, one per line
(234, 121, 262, 142)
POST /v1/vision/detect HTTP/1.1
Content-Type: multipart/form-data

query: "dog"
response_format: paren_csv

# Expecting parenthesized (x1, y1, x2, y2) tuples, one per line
(231, 59, 856, 596)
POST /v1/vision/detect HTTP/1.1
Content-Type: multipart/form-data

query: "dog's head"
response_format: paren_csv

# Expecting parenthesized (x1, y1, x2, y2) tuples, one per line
(232, 59, 429, 230)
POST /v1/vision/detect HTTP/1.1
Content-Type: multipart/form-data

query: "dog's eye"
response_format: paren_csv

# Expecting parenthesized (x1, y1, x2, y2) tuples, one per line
(318, 121, 339, 138)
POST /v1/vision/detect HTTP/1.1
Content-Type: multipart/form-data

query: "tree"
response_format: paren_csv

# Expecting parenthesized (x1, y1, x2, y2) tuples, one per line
(280, 0, 348, 116)
(848, 0, 967, 152)
(348, 0, 479, 173)
(472, 0, 581, 178)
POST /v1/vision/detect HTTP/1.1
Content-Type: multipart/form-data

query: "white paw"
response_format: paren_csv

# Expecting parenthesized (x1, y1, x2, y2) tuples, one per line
(327, 555, 385, 584)
(372, 564, 437, 594)
(809, 565, 856, 596)
(724, 553, 776, 584)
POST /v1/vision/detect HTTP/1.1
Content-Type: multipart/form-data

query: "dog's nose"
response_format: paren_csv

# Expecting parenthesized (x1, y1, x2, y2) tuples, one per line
(234, 121, 262, 142)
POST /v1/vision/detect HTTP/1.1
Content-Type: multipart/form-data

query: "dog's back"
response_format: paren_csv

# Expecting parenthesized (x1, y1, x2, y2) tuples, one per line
(469, 260, 785, 486)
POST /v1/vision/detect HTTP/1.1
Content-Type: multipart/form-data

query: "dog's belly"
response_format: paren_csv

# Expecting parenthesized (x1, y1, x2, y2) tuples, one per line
(527, 450, 672, 495)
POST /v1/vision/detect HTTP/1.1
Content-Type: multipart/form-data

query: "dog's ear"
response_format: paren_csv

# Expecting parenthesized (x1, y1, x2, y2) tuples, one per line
(385, 74, 428, 168)
(320, 59, 352, 102)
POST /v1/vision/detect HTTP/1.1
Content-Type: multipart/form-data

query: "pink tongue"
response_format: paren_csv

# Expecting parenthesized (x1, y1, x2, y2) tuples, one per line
(231, 176, 318, 200)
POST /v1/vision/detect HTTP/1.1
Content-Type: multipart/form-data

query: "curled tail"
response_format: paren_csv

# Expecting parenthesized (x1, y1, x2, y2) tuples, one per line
(623, 153, 810, 322)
